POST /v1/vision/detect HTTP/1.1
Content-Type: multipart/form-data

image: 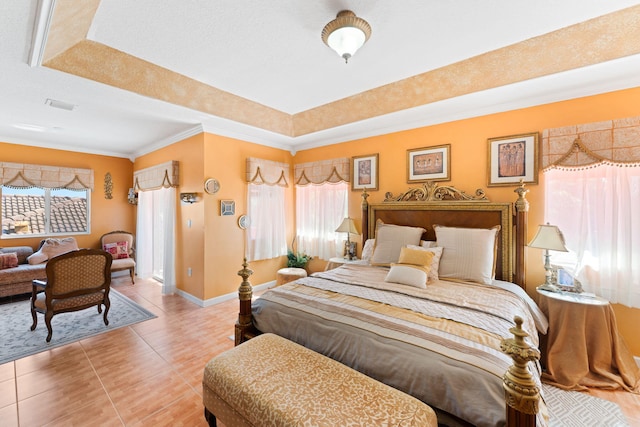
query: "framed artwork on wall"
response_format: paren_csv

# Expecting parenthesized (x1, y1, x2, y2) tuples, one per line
(220, 200, 235, 216)
(351, 153, 379, 191)
(487, 132, 539, 186)
(407, 144, 450, 183)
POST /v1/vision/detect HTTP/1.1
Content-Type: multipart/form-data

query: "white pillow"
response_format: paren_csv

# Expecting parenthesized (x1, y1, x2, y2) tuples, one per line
(420, 240, 438, 248)
(28, 238, 78, 264)
(384, 264, 429, 289)
(371, 221, 425, 266)
(434, 225, 500, 285)
(41, 237, 78, 259)
(361, 239, 375, 263)
(406, 245, 443, 282)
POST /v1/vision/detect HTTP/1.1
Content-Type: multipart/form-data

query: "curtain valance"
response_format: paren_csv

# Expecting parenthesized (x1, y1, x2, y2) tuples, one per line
(134, 161, 179, 191)
(294, 158, 350, 186)
(246, 158, 289, 187)
(542, 117, 640, 171)
(0, 162, 94, 190)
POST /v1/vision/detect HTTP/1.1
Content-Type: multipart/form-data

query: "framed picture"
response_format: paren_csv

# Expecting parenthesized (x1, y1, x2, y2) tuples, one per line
(220, 200, 235, 216)
(351, 154, 379, 191)
(487, 132, 539, 186)
(407, 144, 450, 183)
(343, 241, 357, 260)
(553, 266, 584, 293)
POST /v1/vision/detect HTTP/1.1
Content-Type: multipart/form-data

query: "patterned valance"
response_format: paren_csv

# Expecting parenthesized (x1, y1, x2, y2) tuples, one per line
(134, 161, 179, 191)
(246, 158, 289, 187)
(0, 162, 94, 190)
(542, 116, 640, 171)
(294, 158, 350, 186)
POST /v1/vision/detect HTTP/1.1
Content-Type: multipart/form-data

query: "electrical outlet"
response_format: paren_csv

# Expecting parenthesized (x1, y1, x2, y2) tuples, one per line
(187, 268, 192, 277)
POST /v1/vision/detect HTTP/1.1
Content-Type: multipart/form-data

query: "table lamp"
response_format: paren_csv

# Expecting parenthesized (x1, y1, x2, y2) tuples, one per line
(335, 217, 359, 260)
(528, 223, 568, 285)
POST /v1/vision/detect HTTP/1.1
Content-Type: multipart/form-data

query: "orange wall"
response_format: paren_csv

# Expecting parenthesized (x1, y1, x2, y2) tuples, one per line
(202, 134, 293, 299)
(295, 86, 640, 355)
(0, 142, 135, 249)
(134, 133, 293, 301)
(134, 134, 206, 299)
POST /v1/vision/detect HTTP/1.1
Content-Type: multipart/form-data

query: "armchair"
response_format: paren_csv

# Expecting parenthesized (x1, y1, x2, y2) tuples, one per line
(30, 249, 112, 342)
(101, 231, 136, 283)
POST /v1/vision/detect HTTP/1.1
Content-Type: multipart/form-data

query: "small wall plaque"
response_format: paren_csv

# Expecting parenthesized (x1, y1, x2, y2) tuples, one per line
(220, 200, 235, 216)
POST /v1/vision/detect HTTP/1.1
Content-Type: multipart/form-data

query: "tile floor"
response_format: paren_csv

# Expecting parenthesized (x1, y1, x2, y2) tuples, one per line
(1, 277, 638, 426)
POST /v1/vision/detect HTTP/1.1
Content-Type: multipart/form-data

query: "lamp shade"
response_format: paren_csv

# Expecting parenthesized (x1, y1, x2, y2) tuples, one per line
(335, 217, 359, 234)
(322, 10, 371, 63)
(528, 224, 568, 252)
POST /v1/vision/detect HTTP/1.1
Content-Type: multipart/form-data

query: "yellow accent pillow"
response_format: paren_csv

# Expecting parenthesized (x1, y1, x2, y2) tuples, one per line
(398, 246, 435, 268)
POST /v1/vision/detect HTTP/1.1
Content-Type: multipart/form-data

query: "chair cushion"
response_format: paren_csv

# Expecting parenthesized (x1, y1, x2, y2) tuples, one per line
(35, 291, 105, 311)
(111, 258, 135, 270)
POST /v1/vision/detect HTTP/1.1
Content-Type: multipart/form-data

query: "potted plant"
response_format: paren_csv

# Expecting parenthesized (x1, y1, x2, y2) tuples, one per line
(287, 250, 313, 269)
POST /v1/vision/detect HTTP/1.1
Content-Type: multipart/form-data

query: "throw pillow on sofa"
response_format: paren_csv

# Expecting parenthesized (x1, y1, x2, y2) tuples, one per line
(0, 252, 19, 269)
(27, 237, 78, 264)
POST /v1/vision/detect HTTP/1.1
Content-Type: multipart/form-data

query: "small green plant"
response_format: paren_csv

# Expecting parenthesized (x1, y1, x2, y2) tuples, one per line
(287, 250, 312, 268)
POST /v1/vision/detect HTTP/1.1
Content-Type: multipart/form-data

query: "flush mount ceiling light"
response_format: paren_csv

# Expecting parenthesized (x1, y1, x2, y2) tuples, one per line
(321, 10, 371, 63)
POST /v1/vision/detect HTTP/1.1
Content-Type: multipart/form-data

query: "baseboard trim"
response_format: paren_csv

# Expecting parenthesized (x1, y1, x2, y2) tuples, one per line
(176, 280, 277, 308)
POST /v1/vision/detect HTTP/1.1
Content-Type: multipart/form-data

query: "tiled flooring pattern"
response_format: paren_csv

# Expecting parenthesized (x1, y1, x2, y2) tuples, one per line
(1, 277, 639, 426)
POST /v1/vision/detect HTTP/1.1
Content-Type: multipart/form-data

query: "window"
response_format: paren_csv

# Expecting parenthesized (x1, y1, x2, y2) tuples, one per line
(296, 182, 348, 260)
(1, 186, 90, 237)
(246, 183, 287, 261)
(545, 165, 640, 308)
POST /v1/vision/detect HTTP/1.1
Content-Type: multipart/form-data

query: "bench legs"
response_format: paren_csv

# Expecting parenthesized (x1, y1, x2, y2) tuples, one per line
(204, 408, 217, 427)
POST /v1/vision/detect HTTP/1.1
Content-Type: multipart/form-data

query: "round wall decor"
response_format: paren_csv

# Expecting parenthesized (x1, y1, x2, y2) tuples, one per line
(238, 214, 250, 229)
(204, 178, 220, 194)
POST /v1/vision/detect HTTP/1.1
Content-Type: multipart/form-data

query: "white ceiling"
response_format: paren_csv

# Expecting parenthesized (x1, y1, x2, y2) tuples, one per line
(2, 1, 640, 160)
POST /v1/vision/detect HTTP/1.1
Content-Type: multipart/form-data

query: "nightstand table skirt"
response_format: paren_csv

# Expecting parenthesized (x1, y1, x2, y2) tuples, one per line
(539, 296, 640, 392)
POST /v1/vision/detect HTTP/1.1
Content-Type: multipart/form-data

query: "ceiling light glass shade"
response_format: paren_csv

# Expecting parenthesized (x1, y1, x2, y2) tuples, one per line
(322, 10, 371, 63)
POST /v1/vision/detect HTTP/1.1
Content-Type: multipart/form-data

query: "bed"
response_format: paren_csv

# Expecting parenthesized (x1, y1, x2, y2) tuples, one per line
(234, 182, 547, 427)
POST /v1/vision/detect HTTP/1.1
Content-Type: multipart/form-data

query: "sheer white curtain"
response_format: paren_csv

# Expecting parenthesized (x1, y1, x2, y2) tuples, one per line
(545, 165, 640, 307)
(296, 182, 348, 260)
(136, 187, 177, 295)
(136, 190, 153, 280)
(246, 183, 287, 261)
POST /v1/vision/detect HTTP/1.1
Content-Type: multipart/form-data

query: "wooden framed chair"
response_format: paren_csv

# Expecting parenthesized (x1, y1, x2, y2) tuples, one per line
(100, 231, 136, 284)
(30, 249, 112, 342)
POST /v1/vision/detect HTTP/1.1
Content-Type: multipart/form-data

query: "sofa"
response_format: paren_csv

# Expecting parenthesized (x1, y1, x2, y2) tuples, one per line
(0, 238, 78, 298)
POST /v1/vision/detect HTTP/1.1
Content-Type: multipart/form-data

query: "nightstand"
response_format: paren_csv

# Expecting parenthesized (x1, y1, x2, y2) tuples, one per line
(324, 257, 360, 271)
(536, 287, 639, 391)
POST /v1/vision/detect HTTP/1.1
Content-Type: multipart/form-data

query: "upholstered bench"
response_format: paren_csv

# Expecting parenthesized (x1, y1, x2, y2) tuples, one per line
(202, 333, 437, 427)
(275, 267, 306, 286)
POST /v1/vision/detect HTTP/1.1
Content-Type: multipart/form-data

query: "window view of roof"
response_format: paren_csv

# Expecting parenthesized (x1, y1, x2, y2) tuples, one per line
(2, 194, 87, 235)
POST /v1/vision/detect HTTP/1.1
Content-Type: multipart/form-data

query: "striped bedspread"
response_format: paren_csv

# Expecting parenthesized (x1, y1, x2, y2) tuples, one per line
(253, 264, 548, 427)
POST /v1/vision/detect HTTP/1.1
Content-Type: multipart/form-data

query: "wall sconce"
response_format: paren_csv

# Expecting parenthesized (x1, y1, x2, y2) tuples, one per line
(180, 192, 198, 204)
(127, 188, 138, 205)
